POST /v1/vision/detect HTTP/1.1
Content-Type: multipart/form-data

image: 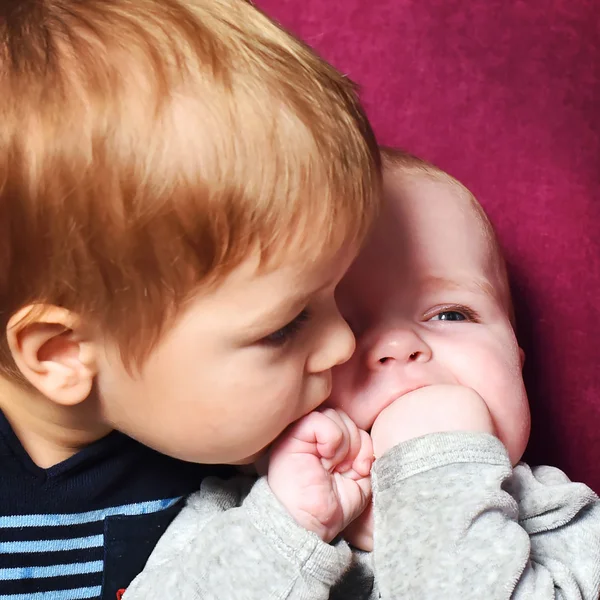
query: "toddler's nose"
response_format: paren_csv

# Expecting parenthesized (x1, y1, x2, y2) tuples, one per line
(366, 327, 432, 370)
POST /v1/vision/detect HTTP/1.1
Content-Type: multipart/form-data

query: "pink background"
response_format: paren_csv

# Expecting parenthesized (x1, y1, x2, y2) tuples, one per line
(256, 1, 600, 489)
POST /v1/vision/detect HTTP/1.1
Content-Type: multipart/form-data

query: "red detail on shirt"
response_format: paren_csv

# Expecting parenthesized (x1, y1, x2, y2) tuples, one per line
(116, 590, 126, 600)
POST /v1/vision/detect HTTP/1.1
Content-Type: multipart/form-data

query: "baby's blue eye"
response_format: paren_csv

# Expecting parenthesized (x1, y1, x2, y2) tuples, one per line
(430, 310, 467, 322)
(427, 304, 480, 323)
(262, 309, 311, 346)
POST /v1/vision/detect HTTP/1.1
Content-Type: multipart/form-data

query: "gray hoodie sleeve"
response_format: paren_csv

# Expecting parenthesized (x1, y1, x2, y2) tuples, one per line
(372, 431, 600, 599)
(123, 476, 352, 600)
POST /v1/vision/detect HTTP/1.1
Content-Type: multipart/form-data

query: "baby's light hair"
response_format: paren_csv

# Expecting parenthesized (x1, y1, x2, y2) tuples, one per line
(0, 0, 380, 379)
(380, 147, 515, 326)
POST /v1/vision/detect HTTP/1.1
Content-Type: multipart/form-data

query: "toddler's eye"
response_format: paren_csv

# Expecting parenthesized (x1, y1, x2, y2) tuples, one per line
(261, 309, 311, 346)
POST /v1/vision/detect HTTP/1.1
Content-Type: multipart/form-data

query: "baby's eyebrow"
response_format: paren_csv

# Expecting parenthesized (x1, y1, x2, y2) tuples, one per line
(420, 275, 497, 299)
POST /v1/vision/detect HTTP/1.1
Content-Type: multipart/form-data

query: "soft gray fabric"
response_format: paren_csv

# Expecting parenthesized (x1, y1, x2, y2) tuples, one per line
(125, 432, 600, 599)
(124, 475, 352, 599)
(373, 432, 600, 599)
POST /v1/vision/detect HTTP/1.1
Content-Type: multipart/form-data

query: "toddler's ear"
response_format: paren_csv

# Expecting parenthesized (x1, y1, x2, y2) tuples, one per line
(519, 347, 526, 368)
(6, 306, 98, 406)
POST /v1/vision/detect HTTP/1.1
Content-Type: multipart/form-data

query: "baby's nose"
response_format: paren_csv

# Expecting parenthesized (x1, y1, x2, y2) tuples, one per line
(366, 328, 432, 370)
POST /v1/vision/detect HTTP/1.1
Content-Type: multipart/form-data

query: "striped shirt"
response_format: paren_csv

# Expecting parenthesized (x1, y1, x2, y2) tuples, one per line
(0, 411, 217, 600)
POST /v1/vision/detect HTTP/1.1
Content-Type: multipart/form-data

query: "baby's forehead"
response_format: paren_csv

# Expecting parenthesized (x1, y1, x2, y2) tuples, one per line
(384, 166, 499, 254)
(385, 165, 474, 212)
(357, 165, 508, 297)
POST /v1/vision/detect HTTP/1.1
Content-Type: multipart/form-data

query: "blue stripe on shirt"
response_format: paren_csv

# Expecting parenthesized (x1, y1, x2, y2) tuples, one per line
(0, 586, 102, 600)
(0, 497, 180, 528)
(0, 535, 103, 554)
(0, 560, 103, 580)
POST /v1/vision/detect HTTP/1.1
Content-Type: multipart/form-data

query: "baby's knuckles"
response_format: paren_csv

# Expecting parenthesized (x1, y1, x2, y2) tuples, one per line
(371, 384, 495, 457)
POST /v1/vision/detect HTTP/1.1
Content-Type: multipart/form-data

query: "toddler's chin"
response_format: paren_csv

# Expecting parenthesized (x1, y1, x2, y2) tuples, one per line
(229, 447, 267, 468)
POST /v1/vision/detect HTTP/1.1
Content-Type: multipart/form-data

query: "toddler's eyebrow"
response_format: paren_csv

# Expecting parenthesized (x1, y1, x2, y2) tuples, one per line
(243, 271, 340, 334)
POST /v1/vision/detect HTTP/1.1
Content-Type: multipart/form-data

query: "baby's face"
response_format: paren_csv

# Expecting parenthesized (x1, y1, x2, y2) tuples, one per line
(328, 172, 530, 465)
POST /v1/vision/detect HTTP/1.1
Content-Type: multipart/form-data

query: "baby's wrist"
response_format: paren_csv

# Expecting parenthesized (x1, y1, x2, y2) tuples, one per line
(371, 384, 494, 457)
(267, 475, 337, 542)
(288, 509, 335, 542)
(269, 487, 334, 541)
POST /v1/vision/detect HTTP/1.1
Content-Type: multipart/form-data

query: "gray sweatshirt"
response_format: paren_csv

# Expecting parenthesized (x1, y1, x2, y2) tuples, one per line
(124, 432, 600, 599)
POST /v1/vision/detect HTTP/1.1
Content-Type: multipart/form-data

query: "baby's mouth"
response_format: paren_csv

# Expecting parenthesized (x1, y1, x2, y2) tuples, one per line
(386, 381, 430, 406)
(364, 383, 433, 432)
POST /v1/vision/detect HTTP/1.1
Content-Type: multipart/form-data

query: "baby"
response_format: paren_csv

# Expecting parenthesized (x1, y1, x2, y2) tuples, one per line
(328, 147, 600, 598)
(126, 148, 600, 599)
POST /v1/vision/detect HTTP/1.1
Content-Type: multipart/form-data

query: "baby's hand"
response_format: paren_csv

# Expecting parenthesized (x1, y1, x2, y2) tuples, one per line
(371, 384, 495, 458)
(342, 500, 374, 551)
(268, 409, 373, 542)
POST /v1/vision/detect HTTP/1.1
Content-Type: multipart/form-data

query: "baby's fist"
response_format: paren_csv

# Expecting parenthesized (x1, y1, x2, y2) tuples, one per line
(268, 409, 373, 542)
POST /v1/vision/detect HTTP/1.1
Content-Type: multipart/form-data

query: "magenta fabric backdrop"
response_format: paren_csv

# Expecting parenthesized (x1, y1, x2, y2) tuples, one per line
(256, 1, 600, 490)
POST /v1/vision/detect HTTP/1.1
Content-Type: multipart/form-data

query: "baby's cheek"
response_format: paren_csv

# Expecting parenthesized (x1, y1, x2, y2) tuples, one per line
(325, 395, 363, 427)
(479, 357, 530, 463)
(323, 390, 377, 432)
(503, 380, 530, 464)
(328, 371, 364, 421)
(455, 333, 517, 388)
(352, 384, 399, 431)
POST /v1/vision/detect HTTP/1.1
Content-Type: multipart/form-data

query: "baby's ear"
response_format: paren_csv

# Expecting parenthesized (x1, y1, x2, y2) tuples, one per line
(6, 306, 98, 406)
(519, 347, 526, 368)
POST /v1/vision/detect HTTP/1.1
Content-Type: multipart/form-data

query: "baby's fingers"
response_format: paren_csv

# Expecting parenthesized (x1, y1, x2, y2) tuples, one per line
(331, 410, 364, 474)
(339, 429, 373, 480)
(271, 411, 343, 461)
(352, 429, 374, 478)
(318, 409, 353, 471)
(356, 474, 372, 508)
